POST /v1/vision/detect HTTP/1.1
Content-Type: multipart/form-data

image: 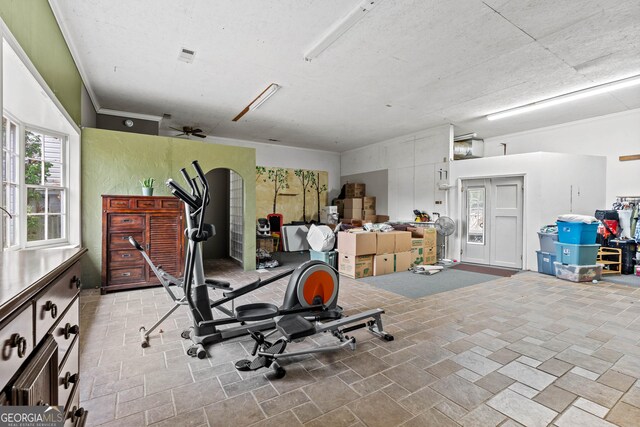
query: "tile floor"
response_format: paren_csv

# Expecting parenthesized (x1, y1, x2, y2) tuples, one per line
(79, 260, 640, 427)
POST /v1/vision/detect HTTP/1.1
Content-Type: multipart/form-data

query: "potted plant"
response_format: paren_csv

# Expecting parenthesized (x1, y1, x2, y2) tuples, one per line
(140, 178, 155, 196)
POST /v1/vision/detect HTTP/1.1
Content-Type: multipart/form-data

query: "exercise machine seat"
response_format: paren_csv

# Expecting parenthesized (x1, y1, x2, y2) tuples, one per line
(276, 315, 316, 341)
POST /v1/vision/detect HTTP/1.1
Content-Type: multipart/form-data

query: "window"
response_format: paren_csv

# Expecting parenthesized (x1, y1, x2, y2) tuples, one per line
(1, 117, 68, 248)
(467, 187, 485, 244)
(2, 116, 19, 248)
(24, 128, 66, 243)
(228, 170, 244, 263)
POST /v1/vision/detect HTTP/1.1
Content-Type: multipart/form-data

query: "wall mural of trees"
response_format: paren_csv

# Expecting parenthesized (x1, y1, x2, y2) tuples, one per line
(256, 166, 328, 223)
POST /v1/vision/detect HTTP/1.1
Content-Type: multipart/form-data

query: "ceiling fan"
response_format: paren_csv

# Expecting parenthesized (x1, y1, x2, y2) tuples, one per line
(171, 126, 207, 138)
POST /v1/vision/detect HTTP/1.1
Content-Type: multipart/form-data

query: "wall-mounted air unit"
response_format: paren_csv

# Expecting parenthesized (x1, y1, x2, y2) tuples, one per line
(453, 138, 484, 160)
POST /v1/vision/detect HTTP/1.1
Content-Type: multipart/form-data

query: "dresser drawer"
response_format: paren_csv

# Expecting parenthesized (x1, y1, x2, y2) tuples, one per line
(58, 339, 79, 411)
(134, 198, 157, 209)
(108, 214, 145, 230)
(35, 262, 81, 344)
(52, 298, 79, 368)
(109, 231, 145, 250)
(108, 265, 145, 284)
(0, 306, 34, 390)
(108, 249, 143, 265)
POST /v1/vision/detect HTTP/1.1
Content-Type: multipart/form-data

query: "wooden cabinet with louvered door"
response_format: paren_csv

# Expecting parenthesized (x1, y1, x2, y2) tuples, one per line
(101, 195, 185, 294)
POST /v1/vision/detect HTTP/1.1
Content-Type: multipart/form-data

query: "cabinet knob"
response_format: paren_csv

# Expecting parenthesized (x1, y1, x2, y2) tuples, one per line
(63, 371, 79, 389)
(44, 301, 58, 319)
(70, 406, 86, 422)
(9, 333, 27, 358)
(71, 275, 82, 289)
(63, 323, 80, 339)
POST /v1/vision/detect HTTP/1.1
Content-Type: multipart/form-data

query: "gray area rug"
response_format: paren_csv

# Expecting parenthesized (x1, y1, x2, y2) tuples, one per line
(600, 274, 640, 287)
(359, 268, 505, 299)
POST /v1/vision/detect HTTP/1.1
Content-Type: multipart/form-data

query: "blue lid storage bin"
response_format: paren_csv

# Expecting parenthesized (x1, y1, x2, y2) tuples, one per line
(556, 221, 599, 244)
(538, 232, 558, 253)
(554, 242, 600, 265)
(536, 251, 557, 275)
(310, 249, 338, 269)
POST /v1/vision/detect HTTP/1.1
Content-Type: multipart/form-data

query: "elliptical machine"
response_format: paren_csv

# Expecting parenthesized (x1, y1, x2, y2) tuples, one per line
(165, 161, 342, 359)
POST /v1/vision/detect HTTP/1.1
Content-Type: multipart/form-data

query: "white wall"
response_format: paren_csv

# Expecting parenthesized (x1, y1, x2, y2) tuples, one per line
(341, 124, 452, 221)
(483, 109, 640, 203)
(341, 170, 388, 214)
(211, 137, 342, 200)
(449, 152, 606, 270)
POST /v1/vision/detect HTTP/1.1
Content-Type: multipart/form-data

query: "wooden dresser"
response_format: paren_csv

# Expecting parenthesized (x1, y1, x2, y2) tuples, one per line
(0, 247, 87, 426)
(101, 195, 185, 294)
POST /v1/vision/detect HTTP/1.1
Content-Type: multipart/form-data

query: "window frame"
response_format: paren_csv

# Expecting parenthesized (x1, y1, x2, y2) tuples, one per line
(2, 113, 21, 249)
(22, 123, 68, 248)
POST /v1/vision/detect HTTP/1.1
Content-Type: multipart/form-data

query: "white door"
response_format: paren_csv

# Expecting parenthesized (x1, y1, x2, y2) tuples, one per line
(462, 177, 523, 268)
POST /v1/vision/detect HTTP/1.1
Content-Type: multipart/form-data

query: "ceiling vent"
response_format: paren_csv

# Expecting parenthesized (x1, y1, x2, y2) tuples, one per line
(178, 48, 196, 63)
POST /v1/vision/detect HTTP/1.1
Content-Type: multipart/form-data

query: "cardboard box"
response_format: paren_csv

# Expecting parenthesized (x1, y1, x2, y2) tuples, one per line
(343, 208, 362, 220)
(375, 232, 395, 255)
(376, 215, 390, 223)
(363, 214, 378, 223)
(343, 198, 363, 210)
(334, 200, 345, 216)
(373, 254, 394, 276)
(362, 209, 376, 218)
(363, 197, 376, 210)
(337, 231, 376, 256)
(411, 238, 423, 249)
(411, 246, 424, 267)
(256, 236, 274, 252)
(424, 252, 437, 265)
(392, 231, 412, 253)
(395, 251, 412, 272)
(345, 183, 366, 198)
(338, 254, 373, 279)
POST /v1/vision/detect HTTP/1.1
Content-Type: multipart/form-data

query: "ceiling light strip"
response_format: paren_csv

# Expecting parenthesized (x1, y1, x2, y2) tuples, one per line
(232, 83, 280, 122)
(486, 74, 640, 121)
(303, 0, 381, 62)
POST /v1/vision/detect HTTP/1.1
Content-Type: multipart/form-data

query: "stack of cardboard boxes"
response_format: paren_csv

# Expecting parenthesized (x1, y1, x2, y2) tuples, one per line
(337, 230, 413, 278)
(335, 183, 390, 223)
(408, 227, 438, 267)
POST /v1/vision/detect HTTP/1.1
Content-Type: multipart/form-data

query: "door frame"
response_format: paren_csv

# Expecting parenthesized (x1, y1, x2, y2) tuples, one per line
(455, 173, 527, 268)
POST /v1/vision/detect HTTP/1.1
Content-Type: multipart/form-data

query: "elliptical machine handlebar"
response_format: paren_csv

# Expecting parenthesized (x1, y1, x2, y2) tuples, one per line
(166, 178, 199, 210)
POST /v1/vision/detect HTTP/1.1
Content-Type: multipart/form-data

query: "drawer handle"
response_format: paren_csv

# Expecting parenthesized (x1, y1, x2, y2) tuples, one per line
(121, 272, 131, 277)
(71, 275, 82, 289)
(44, 301, 58, 319)
(70, 407, 86, 423)
(64, 323, 80, 339)
(121, 253, 132, 258)
(9, 334, 27, 358)
(63, 371, 79, 389)
(121, 236, 130, 240)
(121, 219, 133, 223)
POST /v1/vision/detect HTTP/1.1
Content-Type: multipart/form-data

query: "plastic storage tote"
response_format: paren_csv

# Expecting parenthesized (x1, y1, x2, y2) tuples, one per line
(553, 262, 602, 282)
(536, 251, 557, 275)
(555, 242, 600, 265)
(556, 221, 599, 244)
(538, 232, 558, 253)
(310, 250, 338, 269)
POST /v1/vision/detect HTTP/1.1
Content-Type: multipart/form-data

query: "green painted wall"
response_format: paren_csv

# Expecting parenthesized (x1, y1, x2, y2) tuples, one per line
(0, 0, 82, 124)
(81, 128, 257, 288)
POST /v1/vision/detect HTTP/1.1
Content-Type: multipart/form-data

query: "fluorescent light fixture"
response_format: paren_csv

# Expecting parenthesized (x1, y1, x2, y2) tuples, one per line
(232, 83, 280, 121)
(249, 83, 279, 111)
(487, 74, 640, 121)
(303, 0, 381, 62)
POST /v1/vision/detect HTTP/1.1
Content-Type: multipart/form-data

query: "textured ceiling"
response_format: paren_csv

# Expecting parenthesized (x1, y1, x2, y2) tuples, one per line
(50, 0, 640, 151)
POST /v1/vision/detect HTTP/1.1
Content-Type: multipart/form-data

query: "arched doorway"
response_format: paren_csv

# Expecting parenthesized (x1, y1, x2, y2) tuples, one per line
(202, 168, 244, 266)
